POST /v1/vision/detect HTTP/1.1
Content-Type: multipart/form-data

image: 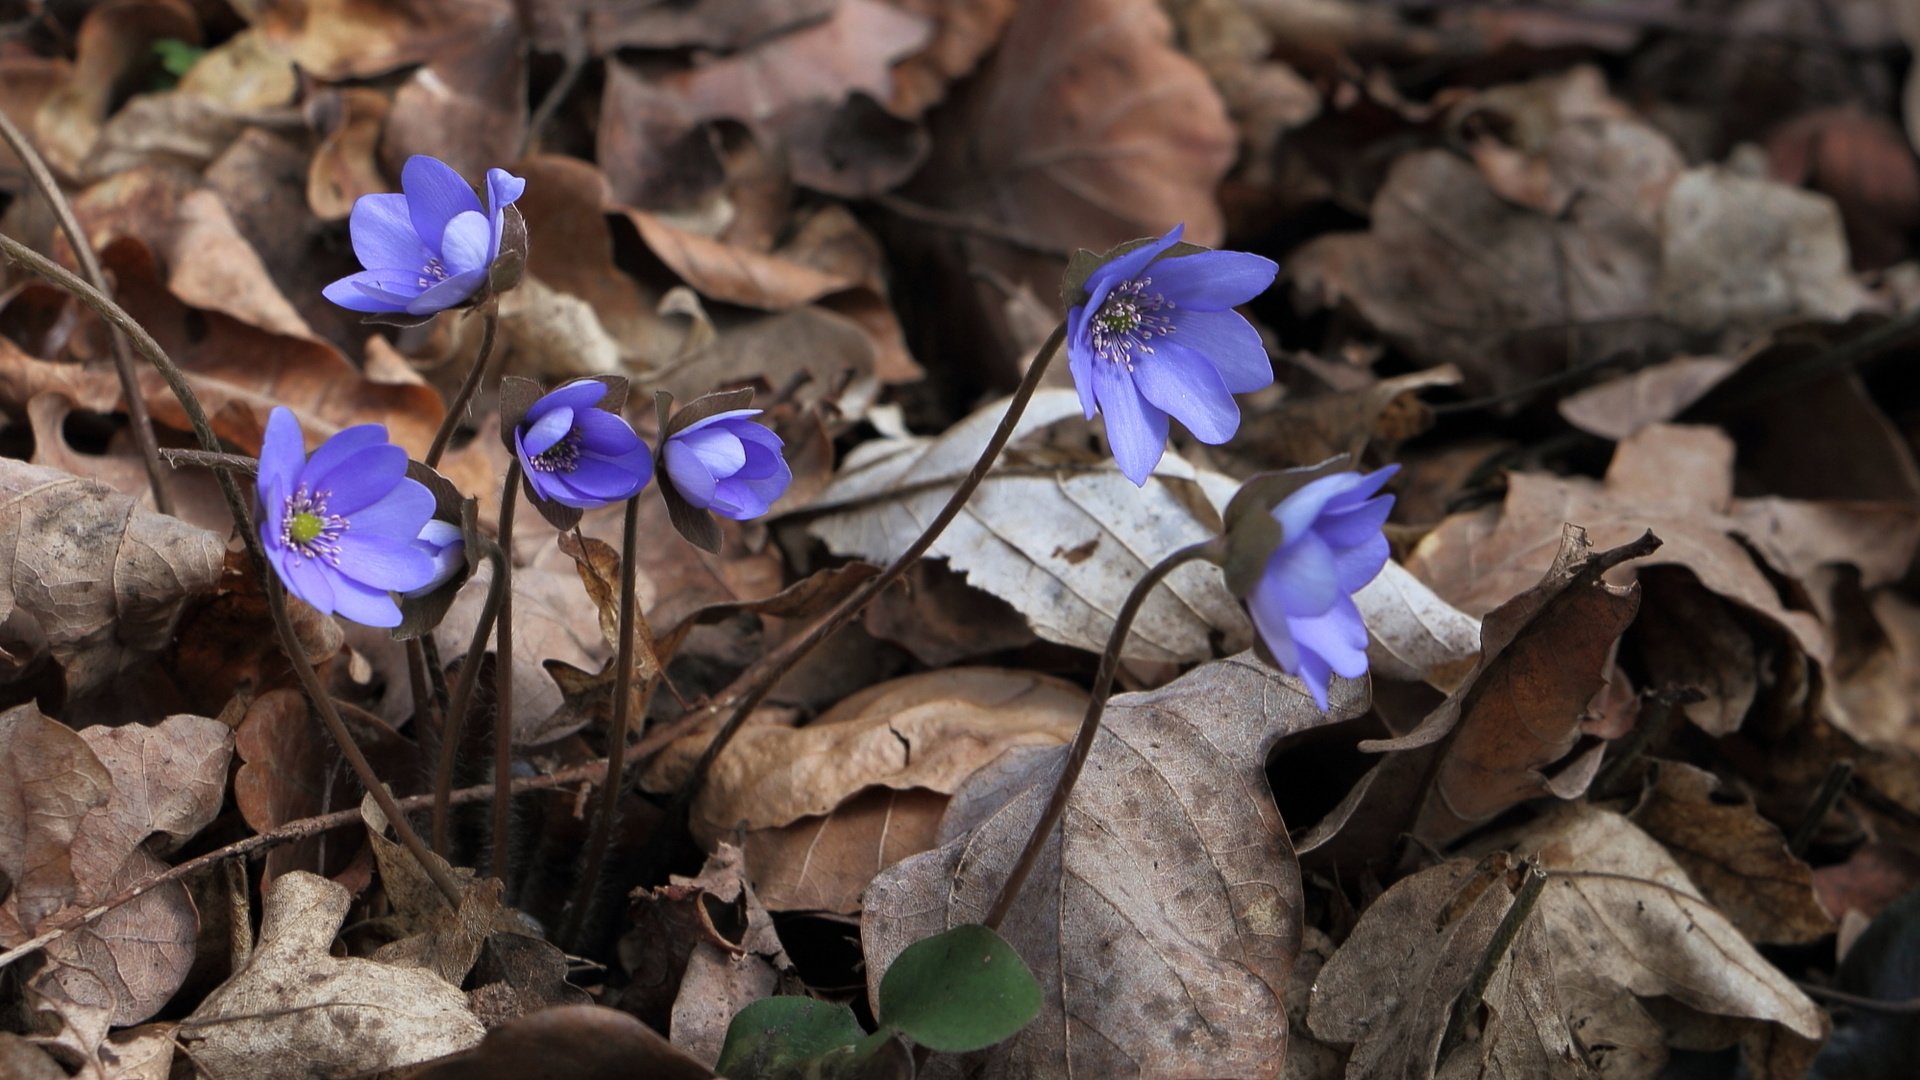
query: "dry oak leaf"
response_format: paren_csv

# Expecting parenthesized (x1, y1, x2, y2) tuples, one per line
(807, 388, 1249, 665)
(0, 457, 223, 699)
(233, 0, 505, 80)
(1307, 858, 1592, 1079)
(864, 655, 1364, 1078)
(1626, 760, 1835, 946)
(178, 871, 484, 1080)
(1488, 803, 1826, 1044)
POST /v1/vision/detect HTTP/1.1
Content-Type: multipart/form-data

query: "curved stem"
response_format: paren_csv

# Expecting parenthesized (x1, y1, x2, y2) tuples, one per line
(983, 538, 1219, 929)
(0, 111, 170, 515)
(664, 325, 1068, 835)
(3, 230, 461, 909)
(563, 496, 641, 946)
(431, 538, 508, 853)
(425, 307, 500, 469)
(492, 462, 522, 882)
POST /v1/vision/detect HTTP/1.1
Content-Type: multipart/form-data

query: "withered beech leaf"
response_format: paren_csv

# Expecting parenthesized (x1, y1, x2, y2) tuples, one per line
(864, 655, 1362, 1077)
(0, 703, 113, 936)
(178, 871, 485, 1079)
(1488, 803, 1826, 1042)
(1626, 761, 1836, 946)
(0, 457, 224, 700)
(807, 388, 1249, 665)
(361, 797, 500, 987)
(1307, 859, 1589, 1078)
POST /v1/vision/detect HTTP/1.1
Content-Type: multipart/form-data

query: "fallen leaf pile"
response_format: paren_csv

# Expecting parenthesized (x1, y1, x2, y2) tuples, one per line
(5, 1, 1920, 1077)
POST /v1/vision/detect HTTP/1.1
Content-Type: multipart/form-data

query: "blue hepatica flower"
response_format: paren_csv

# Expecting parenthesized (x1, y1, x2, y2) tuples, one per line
(662, 410, 792, 520)
(257, 407, 438, 628)
(1066, 224, 1279, 486)
(1247, 466, 1397, 711)
(513, 380, 654, 509)
(323, 155, 526, 316)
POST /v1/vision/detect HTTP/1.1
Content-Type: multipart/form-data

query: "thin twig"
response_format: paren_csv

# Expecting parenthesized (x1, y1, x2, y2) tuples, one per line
(0, 110, 170, 514)
(1790, 759, 1854, 857)
(655, 325, 1068, 874)
(425, 306, 500, 468)
(983, 538, 1219, 929)
(871, 194, 1076, 259)
(1798, 982, 1920, 1013)
(432, 538, 509, 854)
(159, 447, 258, 474)
(1439, 862, 1548, 1060)
(563, 496, 642, 947)
(493, 461, 522, 883)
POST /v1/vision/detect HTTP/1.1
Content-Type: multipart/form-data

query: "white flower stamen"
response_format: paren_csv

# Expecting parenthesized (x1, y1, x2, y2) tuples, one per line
(416, 257, 450, 289)
(528, 431, 582, 474)
(279, 485, 348, 565)
(1090, 277, 1175, 372)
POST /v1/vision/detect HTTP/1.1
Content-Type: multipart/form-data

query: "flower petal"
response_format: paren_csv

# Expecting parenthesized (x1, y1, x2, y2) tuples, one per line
(284, 556, 337, 615)
(1130, 346, 1241, 444)
(1290, 595, 1369, 679)
(572, 407, 644, 455)
(349, 193, 433, 271)
(336, 532, 438, 592)
(258, 407, 306, 496)
(1248, 571, 1302, 675)
(299, 424, 388, 488)
(664, 441, 718, 508)
(329, 575, 403, 628)
(528, 379, 608, 421)
(678, 426, 748, 476)
(1092, 361, 1169, 487)
(1065, 306, 1100, 420)
(521, 406, 574, 457)
(1316, 495, 1394, 550)
(1145, 249, 1278, 311)
(439, 210, 492, 275)
(323, 270, 416, 313)
(1267, 528, 1340, 617)
(347, 477, 436, 538)
(1083, 225, 1184, 316)
(406, 267, 487, 314)
(1272, 472, 1370, 543)
(402, 155, 482, 250)
(675, 408, 762, 437)
(485, 168, 526, 263)
(1330, 528, 1390, 595)
(311, 444, 407, 515)
(730, 434, 786, 481)
(1163, 310, 1273, 394)
(562, 451, 651, 500)
(1293, 648, 1334, 711)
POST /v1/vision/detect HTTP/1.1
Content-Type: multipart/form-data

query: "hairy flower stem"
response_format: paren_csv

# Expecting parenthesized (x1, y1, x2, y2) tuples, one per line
(0, 232, 465, 910)
(983, 538, 1221, 931)
(493, 462, 522, 883)
(562, 496, 643, 948)
(431, 538, 508, 854)
(407, 642, 439, 745)
(659, 326, 1069, 861)
(0, 113, 170, 515)
(425, 306, 500, 469)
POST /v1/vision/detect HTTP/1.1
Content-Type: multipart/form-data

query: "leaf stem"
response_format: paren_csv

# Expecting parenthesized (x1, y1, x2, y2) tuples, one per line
(983, 537, 1221, 930)
(493, 461, 522, 883)
(0, 111, 170, 515)
(655, 324, 1068, 871)
(432, 537, 509, 854)
(425, 306, 500, 468)
(563, 496, 643, 947)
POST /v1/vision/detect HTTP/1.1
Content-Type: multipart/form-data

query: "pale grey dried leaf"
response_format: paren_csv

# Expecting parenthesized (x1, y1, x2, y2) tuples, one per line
(808, 388, 1248, 664)
(1354, 561, 1482, 691)
(864, 655, 1362, 1077)
(180, 872, 484, 1079)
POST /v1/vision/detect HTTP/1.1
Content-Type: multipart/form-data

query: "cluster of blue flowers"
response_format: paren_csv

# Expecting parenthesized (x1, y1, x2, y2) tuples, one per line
(272, 156, 1393, 710)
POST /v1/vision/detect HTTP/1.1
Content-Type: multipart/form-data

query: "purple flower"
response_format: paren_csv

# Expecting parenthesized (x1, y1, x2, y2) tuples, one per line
(1246, 466, 1396, 711)
(322, 156, 526, 316)
(404, 520, 465, 599)
(256, 407, 438, 628)
(1066, 225, 1278, 486)
(512, 379, 653, 509)
(662, 410, 791, 520)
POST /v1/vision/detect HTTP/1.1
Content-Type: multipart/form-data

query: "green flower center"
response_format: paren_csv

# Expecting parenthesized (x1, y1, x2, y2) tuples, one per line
(278, 485, 347, 564)
(287, 511, 326, 546)
(1088, 277, 1174, 371)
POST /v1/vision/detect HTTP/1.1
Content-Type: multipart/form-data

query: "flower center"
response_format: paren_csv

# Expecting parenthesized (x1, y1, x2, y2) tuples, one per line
(279, 486, 347, 564)
(416, 257, 450, 289)
(528, 432, 582, 474)
(1089, 277, 1174, 371)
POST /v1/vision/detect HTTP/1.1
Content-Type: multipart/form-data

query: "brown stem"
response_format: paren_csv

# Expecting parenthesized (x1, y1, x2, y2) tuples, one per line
(665, 324, 1068, 836)
(562, 496, 641, 946)
(493, 461, 522, 882)
(425, 307, 499, 468)
(408, 640, 439, 758)
(983, 538, 1218, 929)
(1439, 861, 1548, 1060)
(0, 110, 170, 515)
(432, 538, 509, 854)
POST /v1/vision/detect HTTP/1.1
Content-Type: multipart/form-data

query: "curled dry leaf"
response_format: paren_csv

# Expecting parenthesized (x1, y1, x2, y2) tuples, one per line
(1557, 355, 1743, 441)
(864, 655, 1363, 1077)
(1354, 561, 1482, 692)
(179, 871, 484, 1079)
(1489, 803, 1826, 1043)
(1307, 858, 1589, 1078)
(0, 456, 223, 699)
(807, 388, 1249, 664)
(1625, 761, 1835, 945)
(361, 797, 499, 988)
(414, 1004, 715, 1080)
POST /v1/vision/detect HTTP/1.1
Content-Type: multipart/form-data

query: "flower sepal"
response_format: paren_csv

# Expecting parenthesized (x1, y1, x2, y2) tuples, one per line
(393, 460, 481, 641)
(1219, 457, 1356, 598)
(652, 388, 755, 552)
(1059, 232, 1211, 310)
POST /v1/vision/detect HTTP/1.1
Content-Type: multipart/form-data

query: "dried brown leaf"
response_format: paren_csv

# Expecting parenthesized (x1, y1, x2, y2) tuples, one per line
(415, 1003, 714, 1080)
(179, 871, 484, 1078)
(864, 655, 1362, 1077)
